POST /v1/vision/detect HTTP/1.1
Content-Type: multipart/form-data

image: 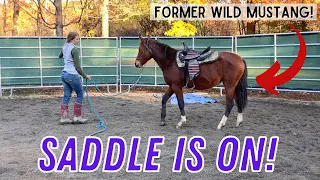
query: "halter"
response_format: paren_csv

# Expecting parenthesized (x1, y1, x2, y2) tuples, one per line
(143, 38, 153, 57)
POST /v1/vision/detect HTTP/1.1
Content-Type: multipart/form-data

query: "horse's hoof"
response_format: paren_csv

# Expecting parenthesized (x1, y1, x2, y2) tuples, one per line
(217, 124, 224, 130)
(160, 121, 166, 126)
(236, 121, 243, 127)
(176, 125, 181, 129)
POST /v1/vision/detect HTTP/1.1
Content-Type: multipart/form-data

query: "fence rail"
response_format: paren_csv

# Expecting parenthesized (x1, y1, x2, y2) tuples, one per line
(0, 32, 319, 97)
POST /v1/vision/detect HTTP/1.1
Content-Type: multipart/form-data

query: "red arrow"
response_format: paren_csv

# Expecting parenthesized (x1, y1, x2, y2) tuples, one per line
(256, 24, 307, 96)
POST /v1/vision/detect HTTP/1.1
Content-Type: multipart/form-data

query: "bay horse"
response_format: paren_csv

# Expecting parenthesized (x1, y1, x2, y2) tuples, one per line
(135, 35, 248, 130)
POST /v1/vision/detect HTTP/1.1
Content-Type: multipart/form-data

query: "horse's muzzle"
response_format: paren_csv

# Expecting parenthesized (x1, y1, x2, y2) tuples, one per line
(135, 60, 141, 68)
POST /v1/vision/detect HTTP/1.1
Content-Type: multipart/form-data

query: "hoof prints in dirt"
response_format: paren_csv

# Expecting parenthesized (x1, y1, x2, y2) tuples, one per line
(0, 96, 319, 180)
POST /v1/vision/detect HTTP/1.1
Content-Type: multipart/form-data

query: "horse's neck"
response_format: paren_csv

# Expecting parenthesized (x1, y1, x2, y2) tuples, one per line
(152, 45, 176, 70)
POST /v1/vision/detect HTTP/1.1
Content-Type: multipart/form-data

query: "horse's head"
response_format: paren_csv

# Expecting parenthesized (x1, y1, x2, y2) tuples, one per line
(135, 34, 153, 68)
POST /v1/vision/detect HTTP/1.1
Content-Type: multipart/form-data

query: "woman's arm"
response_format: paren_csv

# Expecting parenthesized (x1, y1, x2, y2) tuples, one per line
(71, 47, 87, 78)
(58, 50, 63, 58)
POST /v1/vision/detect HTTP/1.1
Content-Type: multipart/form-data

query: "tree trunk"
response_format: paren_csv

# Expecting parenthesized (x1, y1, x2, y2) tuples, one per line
(36, 4, 40, 36)
(246, 21, 256, 34)
(101, 0, 109, 37)
(54, 0, 63, 36)
(19, 0, 89, 36)
(3, 0, 7, 35)
(12, 0, 20, 36)
(300, 0, 307, 32)
(241, 20, 246, 35)
(237, 20, 242, 35)
(301, 21, 307, 31)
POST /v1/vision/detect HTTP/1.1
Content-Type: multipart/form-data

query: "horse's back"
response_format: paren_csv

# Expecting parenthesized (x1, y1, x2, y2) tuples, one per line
(220, 52, 243, 63)
(219, 52, 244, 69)
(217, 52, 245, 84)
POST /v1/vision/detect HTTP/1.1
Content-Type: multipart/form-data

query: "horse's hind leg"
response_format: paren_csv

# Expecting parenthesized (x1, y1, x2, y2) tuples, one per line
(172, 85, 186, 129)
(161, 87, 174, 126)
(234, 93, 243, 127)
(217, 86, 235, 129)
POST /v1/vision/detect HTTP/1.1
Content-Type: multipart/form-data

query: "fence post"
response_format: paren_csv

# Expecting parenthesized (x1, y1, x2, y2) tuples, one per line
(192, 37, 195, 50)
(231, 36, 234, 53)
(116, 37, 119, 94)
(119, 37, 122, 93)
(235, 36, 238, 54)
(79, 37, 84, 85)
(39, 37, 43, 87)
(154, 37, 158, 86)
(274, 34, 278, 92)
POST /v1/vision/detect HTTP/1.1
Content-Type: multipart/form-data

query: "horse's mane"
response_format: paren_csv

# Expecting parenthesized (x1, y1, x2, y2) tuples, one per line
(141, 39, 178, 66)
(149, 39, 177, 53)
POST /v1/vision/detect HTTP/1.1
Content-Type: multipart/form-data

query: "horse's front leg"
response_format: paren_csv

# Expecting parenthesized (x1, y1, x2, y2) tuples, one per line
(161, 87, 174, 126)
(172, 85, 186, 129)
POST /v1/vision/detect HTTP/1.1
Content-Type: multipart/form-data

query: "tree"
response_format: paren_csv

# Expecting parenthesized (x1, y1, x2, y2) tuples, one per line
(101, 0, 109, 37)
(3, 0, 7, 35)
(0, 0, 319, 37)
(245, 0, 320, 34)
(165, 20, 197, 36)
(12, 0, 20, 36)
(20, 0, 90, 36)
(79, 0, 103, 37)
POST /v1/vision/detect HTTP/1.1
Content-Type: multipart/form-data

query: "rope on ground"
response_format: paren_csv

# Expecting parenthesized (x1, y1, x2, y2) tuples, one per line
(85, 79, 108, 136)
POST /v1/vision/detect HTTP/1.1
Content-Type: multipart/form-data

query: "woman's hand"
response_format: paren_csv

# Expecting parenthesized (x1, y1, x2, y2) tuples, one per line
(86, 75, 91, 80)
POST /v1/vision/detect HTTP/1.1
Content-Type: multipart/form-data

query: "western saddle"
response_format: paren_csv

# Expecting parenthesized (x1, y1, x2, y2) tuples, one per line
(178, 42, 214, 88)
(179, 42, 212, 62)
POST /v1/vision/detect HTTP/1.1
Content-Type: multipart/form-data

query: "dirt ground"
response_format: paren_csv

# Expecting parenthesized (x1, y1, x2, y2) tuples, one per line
(0, 89, 320, 180)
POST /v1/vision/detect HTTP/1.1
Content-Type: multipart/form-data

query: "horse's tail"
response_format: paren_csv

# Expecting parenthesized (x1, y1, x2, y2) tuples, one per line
(235, 59, 248, 112)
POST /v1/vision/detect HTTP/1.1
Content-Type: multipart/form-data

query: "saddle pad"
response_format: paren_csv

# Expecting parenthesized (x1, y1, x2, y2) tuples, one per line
(176, 50, 220, 68)
(188, 60, 199, 78)
(176, 51, 185, 68)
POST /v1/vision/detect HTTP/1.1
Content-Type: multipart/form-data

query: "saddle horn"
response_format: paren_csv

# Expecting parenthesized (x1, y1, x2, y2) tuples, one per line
(181, 41, 189, 56)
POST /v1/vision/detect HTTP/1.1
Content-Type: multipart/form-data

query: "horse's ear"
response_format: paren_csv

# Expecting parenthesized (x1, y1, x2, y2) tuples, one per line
(138, 33, 143, 41)
(138, 33, 145, 45)
(146, 32, 150, 39)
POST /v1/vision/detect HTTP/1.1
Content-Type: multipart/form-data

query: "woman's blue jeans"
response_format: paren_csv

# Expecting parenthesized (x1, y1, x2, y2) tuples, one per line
(61, 71, 84, 105)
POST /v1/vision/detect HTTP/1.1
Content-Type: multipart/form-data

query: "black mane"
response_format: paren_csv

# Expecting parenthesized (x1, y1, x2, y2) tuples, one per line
(149, 39, 177, 53)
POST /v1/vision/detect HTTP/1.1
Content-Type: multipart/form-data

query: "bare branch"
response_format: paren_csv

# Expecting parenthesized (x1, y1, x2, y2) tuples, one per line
(63, 0, 69, 11)
(20, 6, 56, 29)
(48, 0, 55, 6)
(26, 0, 56, 26)
(63, 0, 89, 27)
(36, 0, 57, 26)
(32, 0, 39, 8)
(38, 0, 55, 16)
(20, 0, 56, 27)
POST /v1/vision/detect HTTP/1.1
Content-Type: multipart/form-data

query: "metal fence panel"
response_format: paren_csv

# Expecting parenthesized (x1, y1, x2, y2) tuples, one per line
(0, 33, 319, 95)
(235, 32, 320, 91)
(80, 37, 119, 88)
(0, 37, 119, 92)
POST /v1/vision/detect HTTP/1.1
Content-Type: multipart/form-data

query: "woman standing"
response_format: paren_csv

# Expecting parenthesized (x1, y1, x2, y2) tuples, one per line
(59, 32, 91, 124)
